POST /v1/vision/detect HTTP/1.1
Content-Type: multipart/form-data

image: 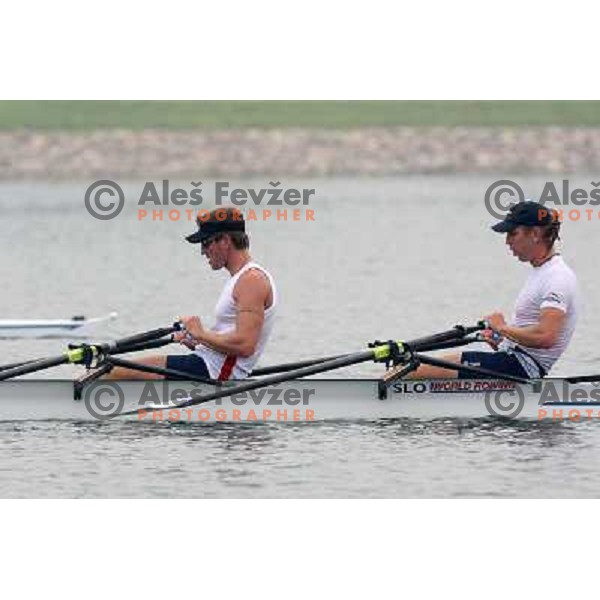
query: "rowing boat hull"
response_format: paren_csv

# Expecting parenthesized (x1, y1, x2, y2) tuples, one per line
(0, 377, 599, 422)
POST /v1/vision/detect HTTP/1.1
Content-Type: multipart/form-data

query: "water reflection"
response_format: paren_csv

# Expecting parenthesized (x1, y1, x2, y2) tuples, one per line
(369, 417, 589, 447)
(2, 416, 593, 451)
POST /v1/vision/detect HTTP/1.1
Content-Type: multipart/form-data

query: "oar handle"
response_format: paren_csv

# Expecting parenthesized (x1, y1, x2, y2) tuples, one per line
(0, 358, 37, 373)
(108, 323, 181, 352)
(111, 336, 175, 355)
(402, 322, 487, 351)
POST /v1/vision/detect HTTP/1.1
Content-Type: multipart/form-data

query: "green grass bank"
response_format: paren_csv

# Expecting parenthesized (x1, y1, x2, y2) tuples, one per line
(1, 101, 599, 130)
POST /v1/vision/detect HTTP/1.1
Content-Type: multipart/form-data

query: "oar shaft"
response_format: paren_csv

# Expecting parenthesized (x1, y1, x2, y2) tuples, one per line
(112, 336, 174, 355)
(251, 354, 353, 376)
(119, 322, 489, 416)
(252, 328, 485, 378)
(0, 358, 37, 373)
(0, 324, 180, 382)
(123, 348, 378, 415)
(413, 336, 477, 353)
(107, 325, 180, 353)
(565, 374, 600, 383)
(0, 354, 69, 381)
(178, 349, 375, 407)
(405, 323, 486, 350)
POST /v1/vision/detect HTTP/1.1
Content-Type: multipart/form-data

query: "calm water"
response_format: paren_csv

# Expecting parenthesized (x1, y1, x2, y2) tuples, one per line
(0, 174, 599, 497)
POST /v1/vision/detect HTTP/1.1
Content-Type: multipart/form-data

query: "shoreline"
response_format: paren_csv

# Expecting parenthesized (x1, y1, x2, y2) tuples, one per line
(2, 126, 600, 179)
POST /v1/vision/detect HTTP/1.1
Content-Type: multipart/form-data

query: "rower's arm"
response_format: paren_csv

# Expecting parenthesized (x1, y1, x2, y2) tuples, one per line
(194, 270, 269, 358)
(496, 307, 566, 349)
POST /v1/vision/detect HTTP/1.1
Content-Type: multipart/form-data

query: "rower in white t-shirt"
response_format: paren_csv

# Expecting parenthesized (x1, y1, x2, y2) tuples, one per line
(405, 200, 579, 380)
(493, 252, 577, 377)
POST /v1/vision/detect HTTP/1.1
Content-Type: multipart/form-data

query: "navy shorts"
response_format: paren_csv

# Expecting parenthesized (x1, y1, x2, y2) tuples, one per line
(165, 354, 212, 380)
(458, 351, 530, 380)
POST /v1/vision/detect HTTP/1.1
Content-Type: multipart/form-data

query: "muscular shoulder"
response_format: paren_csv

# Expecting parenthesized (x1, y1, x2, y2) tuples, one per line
(233, 268, 272, 306)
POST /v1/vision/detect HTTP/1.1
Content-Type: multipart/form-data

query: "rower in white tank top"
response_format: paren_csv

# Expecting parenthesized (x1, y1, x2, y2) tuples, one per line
(194, 261, 278, 380)
(101, 207, 278, 382)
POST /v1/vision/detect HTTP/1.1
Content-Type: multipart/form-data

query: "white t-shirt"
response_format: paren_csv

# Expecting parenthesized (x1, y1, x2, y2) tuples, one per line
(500, 255, 579, 375)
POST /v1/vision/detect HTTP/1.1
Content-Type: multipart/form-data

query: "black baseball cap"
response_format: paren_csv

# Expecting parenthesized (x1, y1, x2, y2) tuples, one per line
(186, 207, 245, 244)
(492, 201, 557, 233)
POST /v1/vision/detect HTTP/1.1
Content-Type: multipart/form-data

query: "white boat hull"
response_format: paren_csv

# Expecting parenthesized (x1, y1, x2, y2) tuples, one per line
(0, 377, 599, 422)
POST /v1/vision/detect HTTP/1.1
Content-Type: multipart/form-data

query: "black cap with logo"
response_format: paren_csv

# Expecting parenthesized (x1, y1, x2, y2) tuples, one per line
(491, 201, 557, 233)
(186, 208, 245, 244)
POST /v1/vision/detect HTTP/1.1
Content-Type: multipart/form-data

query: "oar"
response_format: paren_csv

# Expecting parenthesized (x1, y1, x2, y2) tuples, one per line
(0, 358, 38, 373)
(0, 335, 176, 377)
(251, 338, 477, 377)
(251, 354, 354, 376)
(120, 341, 400, 416)
(0, 324, 181, 382)
(403, 322, 487, 350)
(565, 374, 600, 383)
(0, 333, 176, 373)
(405, 335, 479, 354)
(251, 325, 487, 377)
(101, 325, 180, 353)
(108, 336, 175, 355)
(0, 352, 80, 381)
(121, 324, 488, 415)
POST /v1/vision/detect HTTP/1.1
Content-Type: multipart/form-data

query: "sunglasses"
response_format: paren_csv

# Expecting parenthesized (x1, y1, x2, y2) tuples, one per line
(201, 235, 221, 250)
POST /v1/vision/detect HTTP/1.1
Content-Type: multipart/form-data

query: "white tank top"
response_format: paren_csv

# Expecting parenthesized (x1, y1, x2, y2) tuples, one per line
(193, 262, 277, 380)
